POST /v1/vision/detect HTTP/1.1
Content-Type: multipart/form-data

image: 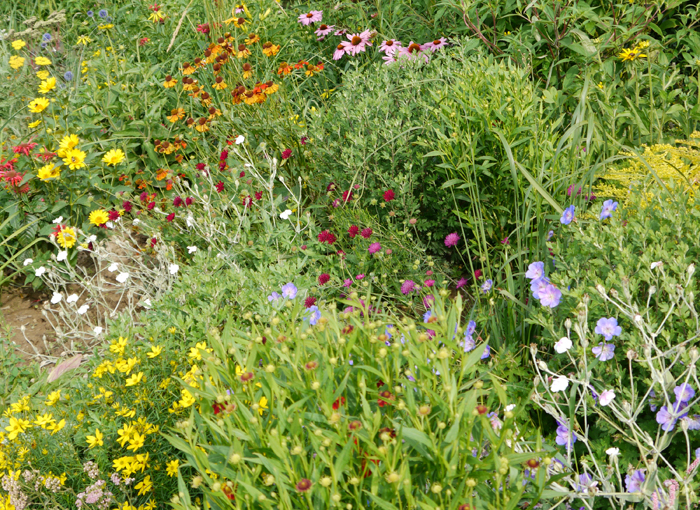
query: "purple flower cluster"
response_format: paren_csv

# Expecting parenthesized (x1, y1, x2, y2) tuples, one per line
(656, 383, 698, 432)
(555, 419, 576, 450)
(525, 261, 561, 308)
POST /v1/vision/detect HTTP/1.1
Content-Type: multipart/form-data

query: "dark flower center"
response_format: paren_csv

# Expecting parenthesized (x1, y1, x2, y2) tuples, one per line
(238, 44, 246, 51)
(351, 36, 362, 45)
(385, 40, 394, 46)
(337, 43, 344, 50)
(319, 24, 328, 30)
(408, 43, 421, 53)
(433, 39, 441, 45)
(306, 13, 313, 18)
(243, 63, 252, 71)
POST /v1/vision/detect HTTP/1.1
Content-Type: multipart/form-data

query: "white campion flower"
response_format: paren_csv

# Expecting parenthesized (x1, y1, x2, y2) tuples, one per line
(108, 263, 118, 273)
(116, 272, 129, 283)
(280, 209, 292, 220)
(505, 404, 516, 412)
(651, 261, 663, 270)
(187, 246, 197, 254)
(606, 447, 620, 457)
(57, 250, 68, 262)
(599, 389, 616, 406)
(35, 266, 46, 277)
(77, 304, 89, 315)
(554, 337, 572, 354)
(142, 299, 152, 309)
(550, 375, 569, 393)
(186, 215, 194, 227)
(106, 221, 114, 229)
(133, 218, 141, 226)
(86, 235, 97, 243)
(50, 292, 62, 304)
(52, 216, 64, 224)
(94, 326, 103, 335)
(168, 264, 179, 275)
(67, 294, 79, 303)
(23, 258, 33, 266)
(235, 135, 245, 144)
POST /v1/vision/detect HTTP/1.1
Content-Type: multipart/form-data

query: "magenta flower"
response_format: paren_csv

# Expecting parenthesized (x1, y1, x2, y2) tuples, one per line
(398, 42, 429, 63)
(401, 280, 416, 295)
(282, 149, 292, 159)
(368, 242, 381, 254)
(379, 39, 401, 54)
(343, 278, 352, 287)
(315, 24, 335, 37)
(298, 11, 322, 25)
(424, 37, 447, 52)
(444, 232, 460, 247)
(456, 277, 468, 289)
(424, 279, 435, 287)
(333, 41, 348, 60)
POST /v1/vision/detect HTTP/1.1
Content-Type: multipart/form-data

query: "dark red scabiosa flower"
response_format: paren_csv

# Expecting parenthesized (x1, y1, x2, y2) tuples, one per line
(336, 250, 346, 259)
(108, 209, 120, 221)
(378, 390, 394, 407)
(219, 161, 227, 171)
(348, 225, 359, 238)
(166, 213, 175, 222)
(220, 150, 229, 161)
(139, 191, 149, 202)
(295, 479, 312, 493)
(222, 484, 235, 500)
(239, 171, 246, 178)
(304, 296, 317, 308)
(349, 420, 362, 430)
(147, 202, 155, 210)
(301, 245, 307, 250)
(318, 273, 330, 285)
(213, 402, 226, 415)
(474, 269, 483, 279)
(185, 197, 194, 206)
(242, 195, 253, 208)
(342, 190, 353, 203)
(378, 427, 396, 439)
(326, 182, 336, 192)
(317, 230, 336, 245)
(304, 361, 318, 370)
(360, 227, 372, 239)
(333, 396, 346, 410)
(476, 404, 488, 415)
(240, 371, 254, 382)
(458, 505, 474, 510)
(173, 196, 183, 207)
(376, 379, 385, 388)
(341, 325, 354, 335)
(215, 181, 225, 192)
(196, 163, 206, 171)
(150, 237, 158, 248)
(301, 136, 308, 145)
(254, 191, 263, 200)
(383, 189, 395, 202)
(282, 149, 292, 159)
(122, 200, 132, 212)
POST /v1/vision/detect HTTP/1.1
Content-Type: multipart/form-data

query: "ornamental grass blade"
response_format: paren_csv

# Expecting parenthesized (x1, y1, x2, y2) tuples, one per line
(47, 354, 83, 383)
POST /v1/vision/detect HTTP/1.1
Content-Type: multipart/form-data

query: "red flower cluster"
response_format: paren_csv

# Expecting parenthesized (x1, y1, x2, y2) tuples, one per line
(304, 296, 317, 308)
(383, 189, 395, 202)
(215, 181, 225, 192)
(282, 149, 292, 159)
(318, 273, 330, 285)
(348, 225, 359, 238)
(318, 230, 336, 244)
(333, 396, 346, 410)
(360, 227, 372, 239)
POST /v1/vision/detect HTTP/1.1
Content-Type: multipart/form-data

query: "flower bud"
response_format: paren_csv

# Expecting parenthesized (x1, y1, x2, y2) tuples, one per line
(230, 453, 241, 464)
(332, 494, 341, 502)
(386, 472, 400, 483)
(320, 476, 332, 487)
(466, 478, 476, 487)
(431, 483, 442, 493)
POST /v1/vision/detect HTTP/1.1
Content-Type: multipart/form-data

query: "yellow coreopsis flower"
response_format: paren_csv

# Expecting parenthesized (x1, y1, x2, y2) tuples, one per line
(258, 396, 268, 415)
(28, 97, 50, 113)
(619, 47, 646, 62)
(166, 459, 179, 477)
(135, 475, 152, 496)
(110, 336, 128, 355)
(48, 419, 66, 435)
(76, 35, 92, 45)
(146, 345, 162, 358)
(148, 11, 166, 22)
(28, 119, 43, 128)
(125, 372, 144, 387)
(35, 56, 52, 66)
(5, 417, 31, 440)
(12, 40, 26, 50)
(88, 209, 109, 226)
(179, 389, 196, 408)
(39, 77, 57, 94)
(102, 148, 125, 166)
(45, 390, 62, 406)
(56, 227, 76, 249)
(9, 55, 25, 70)
(127, 432, 145, 451)
(86, 428, 104, 448)
(34, 413, 56, 429)
(63, 148, 87, 170)
(37, 163, 61, 181)
(98, 24, 114, 30)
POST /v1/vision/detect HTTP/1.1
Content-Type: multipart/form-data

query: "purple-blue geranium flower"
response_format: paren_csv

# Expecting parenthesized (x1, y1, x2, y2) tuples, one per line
(560, 205, 575, 225)
(595, 317, 622, 341)
(555, 421, 576, 450)
(466, 320, 476, 336)
(656, 401, 688, 432)
(592, 342, 616, 361)
(423, 310, 433, 323)
(481, 279, 493, 293)
(540, 284, 562, 308)
(305, 305, 321, 325)
(531, 278, 550, 300)
(267, 291, 281, 302)
(525, 261, 545, 281)
(481, 345, 490, 359)
(681, 414, 700, 430)
(674, 383, 695, 403)
(625, 470, 645, 493)
(600, 199, 618, 220)
(577, 473, 595, 492)
(281, 282, 298, 299)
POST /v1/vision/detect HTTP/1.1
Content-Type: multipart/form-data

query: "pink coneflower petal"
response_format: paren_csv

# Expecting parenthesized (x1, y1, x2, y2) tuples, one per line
(334, 29, 348, 36)
(345, 33, 368, 55)
(379, 39, 401, 54)
(333, 41, 348, 60)
(315, 24, 335, 37)
(298, 10, 322, 25)
(424, 37, 447, 51)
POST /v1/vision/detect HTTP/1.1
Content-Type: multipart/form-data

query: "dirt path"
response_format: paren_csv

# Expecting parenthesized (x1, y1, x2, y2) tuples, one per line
(0, 286, 60, 360)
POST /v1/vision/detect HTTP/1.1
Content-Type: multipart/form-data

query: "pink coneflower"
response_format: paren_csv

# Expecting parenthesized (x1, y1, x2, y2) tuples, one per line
(298, 11, 322, 25)
(334, 29, 348, 36)
(368, 242, 381, 254)
(345, 33, 371, 55)
(401, 280, 416, 295)
(383, 54, 397, 66)
(424, 37, 447, 52)
(444, 232, 460, 247)
(398, 41, 429, 63)
(333, 41, 348, 60)
(315, 24, 335, 37)
(379, 39, 401, 54)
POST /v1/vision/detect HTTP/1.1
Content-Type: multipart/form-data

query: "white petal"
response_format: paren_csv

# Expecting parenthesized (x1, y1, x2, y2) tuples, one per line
(169, 264, 179, 275)
(35, 266, 46, 277)
(651, 261, 662, 270)
(23, 258, 33, 266)
(235, 135, 245, 144)
(57, 250, 67, 262)
(554, 337, 572, 354)
(550, 375, 569, 393)
(77, 304, 89, 315)
(50, 292, 62, 304)
(187, 246, 197, 254)
(52, 216, 64, 224)
(108, 263, 118, 273)
(116, 272, 129, 283)
(67, 293, 79, 303)
(599, 389, 615, 406)
(280, 209, 292, 220)
(606, 447, 619, 457)
(94, 326, 103, 335)
(142, 299, 152, 309)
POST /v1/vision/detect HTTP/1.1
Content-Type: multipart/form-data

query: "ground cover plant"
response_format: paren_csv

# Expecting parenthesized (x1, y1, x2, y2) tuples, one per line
(3, 0, 700, 509)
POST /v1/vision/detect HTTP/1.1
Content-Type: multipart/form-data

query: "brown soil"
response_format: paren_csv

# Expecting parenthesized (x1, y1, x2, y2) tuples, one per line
(0, 285, 59, 361)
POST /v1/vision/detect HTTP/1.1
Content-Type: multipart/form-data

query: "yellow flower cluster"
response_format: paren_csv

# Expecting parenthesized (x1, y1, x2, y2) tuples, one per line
(57, 134, 87, 170)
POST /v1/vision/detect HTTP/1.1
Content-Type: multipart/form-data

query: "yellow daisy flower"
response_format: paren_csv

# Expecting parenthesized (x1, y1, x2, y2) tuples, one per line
(28, 119, 43, 128)
(28, 97, 50, 113)
(76, 35, 92, 45)
(619, 47, 646, 62)
(37, 163, 61, 181)
(89, 209, 109, 226)
(146, 345, 163, 358)
(63, 148, 87, 170)
(102, 148, 125, 166)
(56, 227, 77, 249)
(125, 372, 144, 387)
(5, 417, 31, 440)
(166, 460, 179, 477)
(86, 428, 104, 449)
(39, 77, 57, 94)
(36, 70, 50, 80)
